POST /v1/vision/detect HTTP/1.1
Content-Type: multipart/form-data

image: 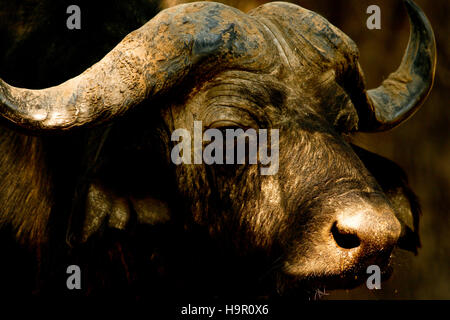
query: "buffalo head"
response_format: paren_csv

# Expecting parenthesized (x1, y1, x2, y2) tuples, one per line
(0, 0, 436, 295)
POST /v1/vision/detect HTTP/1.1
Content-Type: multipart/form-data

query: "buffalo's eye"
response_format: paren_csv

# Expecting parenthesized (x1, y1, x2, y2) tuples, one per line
(208, 120, 246, 130)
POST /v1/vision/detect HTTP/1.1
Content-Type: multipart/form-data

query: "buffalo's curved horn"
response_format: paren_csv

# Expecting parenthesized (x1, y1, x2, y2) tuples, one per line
(355, 0, 436, 132)
(0, 2, 271, 132)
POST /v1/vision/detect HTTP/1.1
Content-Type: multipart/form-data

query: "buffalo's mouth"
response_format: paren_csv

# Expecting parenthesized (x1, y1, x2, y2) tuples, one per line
(275, 254, 396, 297)
(270, 204, 408, 296)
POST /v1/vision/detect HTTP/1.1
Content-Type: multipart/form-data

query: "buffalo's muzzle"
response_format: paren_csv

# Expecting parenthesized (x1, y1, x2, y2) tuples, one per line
(331, 207, 401, 268)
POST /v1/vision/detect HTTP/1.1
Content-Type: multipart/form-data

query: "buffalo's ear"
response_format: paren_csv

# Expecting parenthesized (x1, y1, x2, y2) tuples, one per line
(351, 144, 421, 254)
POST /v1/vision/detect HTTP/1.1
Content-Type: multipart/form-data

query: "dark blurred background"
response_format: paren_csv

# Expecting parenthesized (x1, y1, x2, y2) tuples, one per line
(0, 0, 448, 299)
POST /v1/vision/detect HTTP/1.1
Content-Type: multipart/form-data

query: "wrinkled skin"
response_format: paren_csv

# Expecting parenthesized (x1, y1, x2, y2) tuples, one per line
(0, 1, 433, 296)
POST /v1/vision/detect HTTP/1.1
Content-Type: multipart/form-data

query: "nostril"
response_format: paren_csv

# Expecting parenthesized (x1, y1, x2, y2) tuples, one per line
(331, 222, 360, 249)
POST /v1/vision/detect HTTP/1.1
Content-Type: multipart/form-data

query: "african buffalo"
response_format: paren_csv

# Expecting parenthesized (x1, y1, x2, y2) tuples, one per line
(0, 0, 435, 297)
